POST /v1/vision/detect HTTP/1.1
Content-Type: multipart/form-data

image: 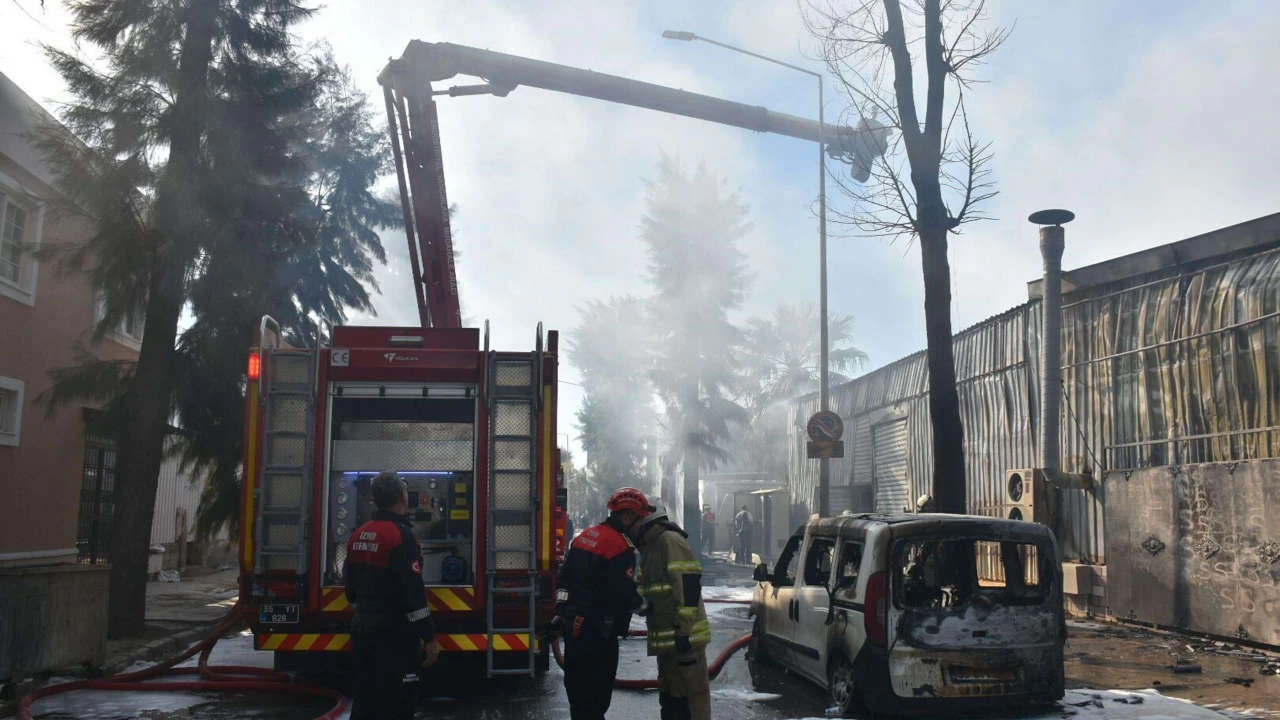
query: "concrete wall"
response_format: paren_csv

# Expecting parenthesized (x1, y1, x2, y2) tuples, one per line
(0, 563, 109, 680)
(1106, 459, 1280, 646)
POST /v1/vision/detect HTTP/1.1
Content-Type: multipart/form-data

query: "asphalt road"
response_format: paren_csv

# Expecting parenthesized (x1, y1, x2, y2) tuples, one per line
(14, 568, 1251, 719)
(17, 576, 834, 720)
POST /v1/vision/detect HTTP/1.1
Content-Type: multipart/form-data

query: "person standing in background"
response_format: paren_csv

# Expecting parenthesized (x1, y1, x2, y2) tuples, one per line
(699, 505, 716, 556)
(733, 505, 754, 564)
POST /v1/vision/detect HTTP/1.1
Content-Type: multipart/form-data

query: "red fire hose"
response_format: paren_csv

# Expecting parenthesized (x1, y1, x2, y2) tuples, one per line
(17, 604, 349, 720)
(550, 598, 756, 691)
(19, 597, 757, 715)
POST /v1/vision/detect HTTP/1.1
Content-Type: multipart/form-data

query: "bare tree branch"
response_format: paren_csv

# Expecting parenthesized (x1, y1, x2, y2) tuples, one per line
(881, 0, 924, 155)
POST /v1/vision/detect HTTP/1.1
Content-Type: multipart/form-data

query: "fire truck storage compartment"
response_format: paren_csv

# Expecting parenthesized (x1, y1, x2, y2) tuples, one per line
(326, 383, 476, 587)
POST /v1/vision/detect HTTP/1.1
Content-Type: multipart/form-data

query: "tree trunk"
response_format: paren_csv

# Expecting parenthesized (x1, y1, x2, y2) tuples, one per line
(106, 0, 217, 638)
(107, 279, 184, 636)
(683, 442, 701, 554)
(918, 224, 966, 513)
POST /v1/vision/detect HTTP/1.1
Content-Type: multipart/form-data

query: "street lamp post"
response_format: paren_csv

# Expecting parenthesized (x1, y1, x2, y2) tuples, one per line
(663, 30, 832, 517)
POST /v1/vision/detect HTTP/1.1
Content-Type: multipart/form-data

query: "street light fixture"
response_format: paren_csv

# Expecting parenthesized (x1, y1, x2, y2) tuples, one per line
(663, 29, 834, 517)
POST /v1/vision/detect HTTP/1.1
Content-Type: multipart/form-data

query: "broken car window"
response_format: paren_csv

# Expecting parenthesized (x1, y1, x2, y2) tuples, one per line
(893, 537, 1049, 609)
(834, 541, 864, 603)
(803, 537, 835, 587)
(773, 534, 802, 587)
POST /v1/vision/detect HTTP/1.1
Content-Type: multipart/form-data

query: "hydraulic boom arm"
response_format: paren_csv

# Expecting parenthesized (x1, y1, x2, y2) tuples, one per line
(379, 40, 889, 328)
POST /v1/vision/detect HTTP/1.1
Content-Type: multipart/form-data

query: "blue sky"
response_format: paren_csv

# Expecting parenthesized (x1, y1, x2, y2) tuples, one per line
(5, 0, 1279, 461)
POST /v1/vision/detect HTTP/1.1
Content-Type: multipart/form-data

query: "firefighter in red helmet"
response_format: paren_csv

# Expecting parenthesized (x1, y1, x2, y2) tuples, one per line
(552, 487, 649, 720)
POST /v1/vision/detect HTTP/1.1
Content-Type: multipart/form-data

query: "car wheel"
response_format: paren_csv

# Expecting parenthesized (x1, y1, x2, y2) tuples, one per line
(748, 615, 770, 665)
(827, 654, 858, 717)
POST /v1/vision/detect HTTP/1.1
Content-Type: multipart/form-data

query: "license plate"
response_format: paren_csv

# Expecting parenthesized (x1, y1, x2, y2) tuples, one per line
(950, 666, 1019, 683)
(260, 603, 300, 624)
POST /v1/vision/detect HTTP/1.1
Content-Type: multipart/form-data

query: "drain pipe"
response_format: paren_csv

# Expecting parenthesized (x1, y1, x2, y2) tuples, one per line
(1029, 209, 1092, 492)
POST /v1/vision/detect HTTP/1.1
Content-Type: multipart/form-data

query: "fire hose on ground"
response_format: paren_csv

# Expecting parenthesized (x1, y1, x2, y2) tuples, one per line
(19, 597, 757, 717)
(18, 604, 350, 720)
(550, 597, 756, 691)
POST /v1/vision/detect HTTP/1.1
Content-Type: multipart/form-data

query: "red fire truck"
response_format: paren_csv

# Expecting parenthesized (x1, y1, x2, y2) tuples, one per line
(238, 40, 884, 678)
(240, 318, 564, 676)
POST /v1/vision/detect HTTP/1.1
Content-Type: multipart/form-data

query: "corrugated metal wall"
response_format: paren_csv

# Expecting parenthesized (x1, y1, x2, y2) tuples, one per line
(871, 419, 910, 512)
(788, 246, 1280, 566)
(150, 435, 205, 545)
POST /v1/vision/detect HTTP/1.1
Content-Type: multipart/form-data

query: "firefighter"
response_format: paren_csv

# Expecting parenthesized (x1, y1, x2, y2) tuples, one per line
(631, 505, 712, 720)
(553, 487, 649, 720)
(344, 471, 440, 720)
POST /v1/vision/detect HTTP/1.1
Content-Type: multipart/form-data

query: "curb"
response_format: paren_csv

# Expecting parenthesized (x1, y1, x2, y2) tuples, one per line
(100, 621, 223, 677)
(0, 623, 224, 713)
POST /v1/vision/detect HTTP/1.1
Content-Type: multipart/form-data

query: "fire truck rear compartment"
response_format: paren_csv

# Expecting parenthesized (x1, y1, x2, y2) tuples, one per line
(326, 390, 477, 587)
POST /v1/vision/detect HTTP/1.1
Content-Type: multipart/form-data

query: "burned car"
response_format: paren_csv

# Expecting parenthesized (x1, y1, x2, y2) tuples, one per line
(749, 513, 1065, 716)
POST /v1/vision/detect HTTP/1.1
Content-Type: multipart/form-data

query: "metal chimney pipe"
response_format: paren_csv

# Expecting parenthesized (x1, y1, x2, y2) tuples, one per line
(1029, 209, 1091, 490)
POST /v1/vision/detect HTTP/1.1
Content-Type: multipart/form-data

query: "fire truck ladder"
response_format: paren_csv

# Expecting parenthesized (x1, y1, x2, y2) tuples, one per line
(483, 325, 544, 677)
(255, 318, 317, 576)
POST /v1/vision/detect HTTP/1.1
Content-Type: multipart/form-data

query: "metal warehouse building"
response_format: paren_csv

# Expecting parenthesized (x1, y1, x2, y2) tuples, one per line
(788, 212, 1280, 645)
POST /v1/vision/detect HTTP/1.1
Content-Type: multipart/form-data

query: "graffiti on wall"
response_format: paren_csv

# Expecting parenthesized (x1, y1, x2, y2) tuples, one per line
(1108, 460, 1280, 646)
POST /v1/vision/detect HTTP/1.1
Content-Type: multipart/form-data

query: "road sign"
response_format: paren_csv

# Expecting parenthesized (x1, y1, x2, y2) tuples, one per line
(807, 440, 844, 459)
(806, 411, 844, 443)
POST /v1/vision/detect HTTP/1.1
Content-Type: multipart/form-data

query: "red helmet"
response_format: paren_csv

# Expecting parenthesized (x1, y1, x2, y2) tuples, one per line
(607, 487, 651, 517)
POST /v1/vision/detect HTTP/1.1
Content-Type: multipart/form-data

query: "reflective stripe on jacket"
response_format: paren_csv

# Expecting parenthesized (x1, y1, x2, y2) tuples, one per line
(637, 522, 710, 655)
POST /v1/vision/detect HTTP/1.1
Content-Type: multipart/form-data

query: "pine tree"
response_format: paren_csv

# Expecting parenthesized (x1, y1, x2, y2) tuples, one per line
(643, 156, 749, 550)
(38, 0, 393, 635)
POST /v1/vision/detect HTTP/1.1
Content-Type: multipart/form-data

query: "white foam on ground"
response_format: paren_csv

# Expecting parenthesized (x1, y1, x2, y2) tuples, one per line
(786, 689, 1239, 719)
(702, 584, 755, 602)
(711, 687, 782, 702)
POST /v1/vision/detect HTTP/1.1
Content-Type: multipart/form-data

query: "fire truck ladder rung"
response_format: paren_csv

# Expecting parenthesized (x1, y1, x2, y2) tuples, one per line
(490, 587, 534, 596)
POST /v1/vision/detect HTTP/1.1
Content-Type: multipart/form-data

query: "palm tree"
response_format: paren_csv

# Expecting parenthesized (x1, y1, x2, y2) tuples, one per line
(741, 303, 868, 416)
(734, 303, 868, 483)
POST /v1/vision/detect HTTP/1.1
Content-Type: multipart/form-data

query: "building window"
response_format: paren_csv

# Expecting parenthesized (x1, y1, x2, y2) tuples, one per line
(0, 179, 43, 306)
(0, 376, 23, 447)
(94, 291, 147, 349)
(1, 197, 26, 283)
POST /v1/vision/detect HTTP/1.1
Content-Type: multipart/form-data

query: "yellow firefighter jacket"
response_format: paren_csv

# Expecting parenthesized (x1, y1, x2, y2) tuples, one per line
(637, 520, 711, 655)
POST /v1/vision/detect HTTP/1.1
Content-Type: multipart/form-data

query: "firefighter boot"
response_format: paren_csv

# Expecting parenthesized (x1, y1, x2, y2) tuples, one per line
(657, 650, 710, 720)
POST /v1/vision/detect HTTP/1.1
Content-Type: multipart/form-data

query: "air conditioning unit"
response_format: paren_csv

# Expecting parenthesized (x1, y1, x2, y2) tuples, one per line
(1003, 468, 1052, 524)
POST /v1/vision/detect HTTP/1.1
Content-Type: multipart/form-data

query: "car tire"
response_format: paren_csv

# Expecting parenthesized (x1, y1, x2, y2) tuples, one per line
(748, 615, 770, 665)
(827, 653, 858, 717)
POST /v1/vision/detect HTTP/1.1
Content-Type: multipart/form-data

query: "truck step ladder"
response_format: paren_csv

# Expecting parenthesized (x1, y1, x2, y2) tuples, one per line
(255, 326, 317, 577)
(484, 327, 543, 677)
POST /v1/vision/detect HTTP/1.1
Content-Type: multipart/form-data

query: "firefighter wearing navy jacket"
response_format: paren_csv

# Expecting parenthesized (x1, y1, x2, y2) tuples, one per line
(632, 505, 712, 720)
(344, 471, 440, 720)
(552, 487, 649, 720)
